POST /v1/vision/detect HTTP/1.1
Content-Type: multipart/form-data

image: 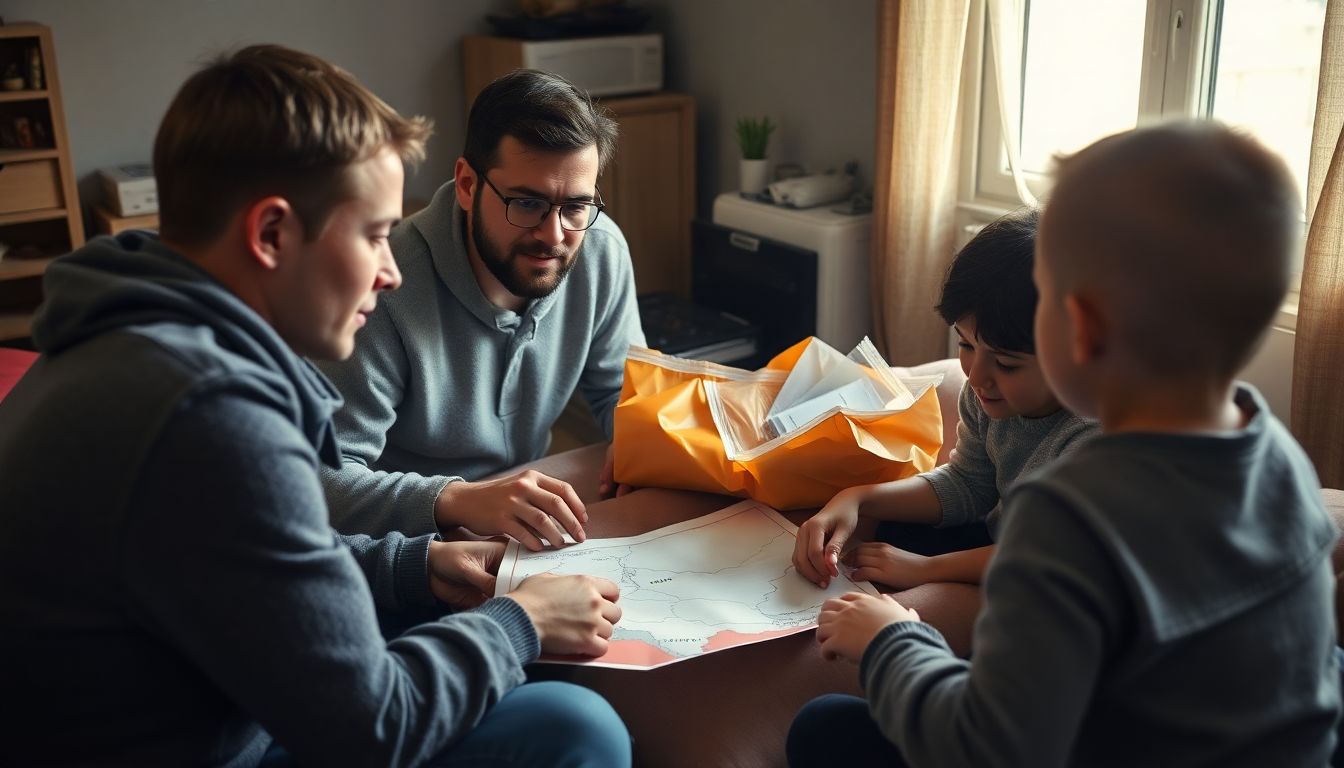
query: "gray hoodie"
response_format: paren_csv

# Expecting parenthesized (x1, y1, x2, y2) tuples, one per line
(0, 232, 539, 766)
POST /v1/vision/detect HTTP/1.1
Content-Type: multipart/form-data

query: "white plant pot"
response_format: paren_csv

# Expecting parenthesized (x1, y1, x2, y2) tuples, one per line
(739, 158, 770, 195)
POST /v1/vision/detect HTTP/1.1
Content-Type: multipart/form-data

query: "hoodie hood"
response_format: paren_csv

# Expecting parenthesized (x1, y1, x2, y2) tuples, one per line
(34, 231, 343, 466)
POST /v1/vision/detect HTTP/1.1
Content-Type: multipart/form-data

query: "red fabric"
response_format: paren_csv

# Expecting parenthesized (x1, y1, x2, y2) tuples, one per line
(0, 348, 38, 403)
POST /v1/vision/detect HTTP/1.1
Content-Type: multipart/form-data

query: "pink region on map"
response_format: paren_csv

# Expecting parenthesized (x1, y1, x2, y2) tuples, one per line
(595, 639, 680, 666)
(701, 626, 811, 652)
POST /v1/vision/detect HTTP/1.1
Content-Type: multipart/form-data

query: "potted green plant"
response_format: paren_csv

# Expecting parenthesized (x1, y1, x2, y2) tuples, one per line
(735, 116, 775, 194)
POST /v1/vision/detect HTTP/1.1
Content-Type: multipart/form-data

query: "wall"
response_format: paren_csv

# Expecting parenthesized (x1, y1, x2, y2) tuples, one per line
(1242, 322, 1295, 423)
(6, 2, 1298, 421)
(1, 0, 879, 216)
(0, 0, 511, 215)
(642, 0, 878, 217)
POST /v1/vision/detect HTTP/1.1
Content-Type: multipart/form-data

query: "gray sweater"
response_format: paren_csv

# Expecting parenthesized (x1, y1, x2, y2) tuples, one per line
(0, 234, 540, 767)
(862, 385, 1340, 767)
(320, 183, 644, 536)
(923, 381, 1096, 537)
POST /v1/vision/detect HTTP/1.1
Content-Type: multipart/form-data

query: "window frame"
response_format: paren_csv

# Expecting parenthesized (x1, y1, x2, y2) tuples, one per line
(956, 0, 1305, 327)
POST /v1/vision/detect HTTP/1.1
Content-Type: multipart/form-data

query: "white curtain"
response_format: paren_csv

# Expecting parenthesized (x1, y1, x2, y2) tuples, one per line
(871, 0, 973, 364)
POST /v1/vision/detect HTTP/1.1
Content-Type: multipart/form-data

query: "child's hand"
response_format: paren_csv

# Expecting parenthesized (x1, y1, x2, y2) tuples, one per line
(794, 487, 866, 588)
(845, 542, 932, 591)
(816, 592, 920, 663)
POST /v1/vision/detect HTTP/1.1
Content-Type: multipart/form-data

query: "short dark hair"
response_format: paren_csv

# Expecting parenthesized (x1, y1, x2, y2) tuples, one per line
(463, 69, 618, 174)
(154, 44, 433, 247)
(935, 208, 1040, 354)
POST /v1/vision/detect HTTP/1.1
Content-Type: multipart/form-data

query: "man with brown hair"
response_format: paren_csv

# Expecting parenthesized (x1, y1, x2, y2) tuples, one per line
(320, 68, 645, 548)
(0, 45, 629, 767)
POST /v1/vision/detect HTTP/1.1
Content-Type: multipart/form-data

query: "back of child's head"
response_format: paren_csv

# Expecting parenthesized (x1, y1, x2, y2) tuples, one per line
(936, 207, 1040, 354)
(153, 44, 433, 248)
(1040, 122, 1298, 380)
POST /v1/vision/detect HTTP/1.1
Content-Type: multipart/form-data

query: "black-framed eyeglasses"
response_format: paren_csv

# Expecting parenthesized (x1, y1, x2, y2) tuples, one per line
(472, 164, 605, 232)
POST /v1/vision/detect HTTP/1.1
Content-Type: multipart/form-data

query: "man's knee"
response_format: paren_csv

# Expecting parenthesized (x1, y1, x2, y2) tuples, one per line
(513, 681, 629, 763)
(441, 681, 630, 768)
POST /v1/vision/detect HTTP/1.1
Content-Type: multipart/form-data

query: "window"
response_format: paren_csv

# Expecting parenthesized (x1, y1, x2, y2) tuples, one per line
(1209, 0, 1325, 212)
(969, 0, 1326, 217)
(1019, 2, 1147, 176)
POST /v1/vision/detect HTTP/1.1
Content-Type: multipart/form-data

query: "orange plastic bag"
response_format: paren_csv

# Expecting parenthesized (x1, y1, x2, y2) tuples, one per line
(612, 338, 945, 510)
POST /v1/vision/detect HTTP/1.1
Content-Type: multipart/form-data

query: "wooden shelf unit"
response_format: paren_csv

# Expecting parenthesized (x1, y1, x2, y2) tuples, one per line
(462, 36, 696, 298)
(0, 23, 83, 343)
(94, 204, 158, 236)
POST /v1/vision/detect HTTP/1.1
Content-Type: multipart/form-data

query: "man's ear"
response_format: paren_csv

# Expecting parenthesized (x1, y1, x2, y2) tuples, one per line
(243, 196, 297, 271)
(453, 157, 476, 213)
(1064, 292, 1106, 365)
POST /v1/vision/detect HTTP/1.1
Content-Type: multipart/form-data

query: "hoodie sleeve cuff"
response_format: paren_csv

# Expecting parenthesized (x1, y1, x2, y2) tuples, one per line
(396, 533, 437, 608)
(472, 597, 542, 666)
(859, 620, 952, 689)
(429, 475, 467, 534)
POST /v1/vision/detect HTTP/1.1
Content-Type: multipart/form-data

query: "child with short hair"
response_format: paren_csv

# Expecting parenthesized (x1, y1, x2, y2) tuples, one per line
(788, 122, 1340, 767)
(794, 208, 1096, 592)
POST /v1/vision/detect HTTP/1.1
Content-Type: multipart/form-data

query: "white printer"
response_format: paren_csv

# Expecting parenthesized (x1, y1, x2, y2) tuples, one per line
(692, 193, 871, 359)
(98, 163, 158, 216)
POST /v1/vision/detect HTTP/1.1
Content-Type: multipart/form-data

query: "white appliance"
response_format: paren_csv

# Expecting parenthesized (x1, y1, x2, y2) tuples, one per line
(510, 34, 662, 98)
(99, 163, 157, 216)
(766, 173, 855, 208)
(711, 192, 872, 350)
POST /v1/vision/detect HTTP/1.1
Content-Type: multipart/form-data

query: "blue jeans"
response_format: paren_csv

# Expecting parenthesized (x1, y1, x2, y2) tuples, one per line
(787, 693, 906, 767)
(876, 520, 993, 556)
(260, 681, 630, 767)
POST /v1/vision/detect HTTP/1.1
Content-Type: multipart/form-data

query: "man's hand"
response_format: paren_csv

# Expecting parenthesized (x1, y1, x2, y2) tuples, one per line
(427, 540, 505, 609)
(506, 573, 622, 657)
(816, 592, 920, 664)
(597, 443, 634, 499)
(845, 542, 932, 591)
(794, 487, 865, 588)
(435, 469, 587, 551)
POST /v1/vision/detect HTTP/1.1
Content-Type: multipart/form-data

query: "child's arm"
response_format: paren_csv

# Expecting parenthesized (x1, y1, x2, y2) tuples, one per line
(848, 543, 995, 590)
(922, 383, 1001, 529)
(794, 476, 942, 587)
(854, 487, 1121, 766)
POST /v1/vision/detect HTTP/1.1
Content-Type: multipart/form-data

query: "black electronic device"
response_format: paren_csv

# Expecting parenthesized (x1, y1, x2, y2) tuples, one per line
(637, 292, 760, 368)
(691, 219, 818, 364)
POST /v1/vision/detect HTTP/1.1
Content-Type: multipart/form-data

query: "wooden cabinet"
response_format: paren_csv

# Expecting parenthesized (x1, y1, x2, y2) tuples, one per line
(462, 37, 695, 297)
(598, 92, 694, 298)
(0, 23, 83, 343)
(94, 205, 158, 236)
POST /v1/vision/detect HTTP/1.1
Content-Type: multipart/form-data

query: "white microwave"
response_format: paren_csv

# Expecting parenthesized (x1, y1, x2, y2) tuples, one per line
(464, 34, 663, 99)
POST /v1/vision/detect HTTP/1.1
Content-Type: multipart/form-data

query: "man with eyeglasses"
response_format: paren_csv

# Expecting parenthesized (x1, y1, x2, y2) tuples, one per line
(318, 69, 645, 549)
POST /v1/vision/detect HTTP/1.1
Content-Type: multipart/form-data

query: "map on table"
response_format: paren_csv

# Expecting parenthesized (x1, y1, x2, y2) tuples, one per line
(494, 500, 878, 670)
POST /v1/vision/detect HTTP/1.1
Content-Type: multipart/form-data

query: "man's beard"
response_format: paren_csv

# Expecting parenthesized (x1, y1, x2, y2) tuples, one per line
(471, 196, 577, 300)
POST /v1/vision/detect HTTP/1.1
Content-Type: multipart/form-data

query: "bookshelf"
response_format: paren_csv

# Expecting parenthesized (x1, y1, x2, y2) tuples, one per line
(0, 23, 83, 343)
